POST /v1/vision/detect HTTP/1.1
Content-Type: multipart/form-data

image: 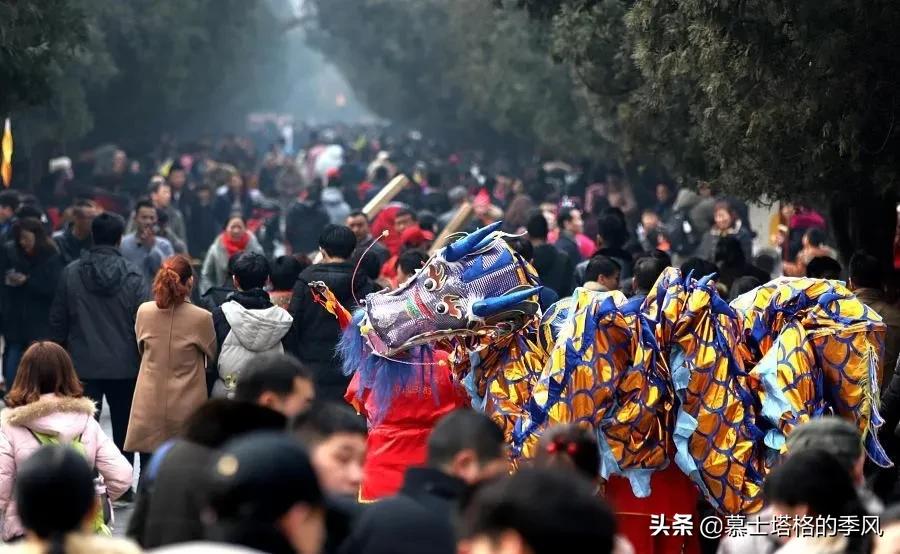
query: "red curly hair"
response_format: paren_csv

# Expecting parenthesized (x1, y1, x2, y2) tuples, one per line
(153, 254, 193, 309)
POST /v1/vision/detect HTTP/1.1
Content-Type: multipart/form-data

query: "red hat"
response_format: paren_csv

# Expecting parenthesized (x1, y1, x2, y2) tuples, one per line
(326, 167, 341, 179)
(401, 226, 435, 248)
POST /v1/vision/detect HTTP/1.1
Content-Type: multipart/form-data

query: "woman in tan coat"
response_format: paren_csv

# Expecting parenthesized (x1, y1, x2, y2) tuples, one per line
(125, 254, 216, 460)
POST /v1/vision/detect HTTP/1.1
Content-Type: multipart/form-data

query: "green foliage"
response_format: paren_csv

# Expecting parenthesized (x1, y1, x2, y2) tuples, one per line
(0, 0, 89, 116)
(304, 0, 603, 157)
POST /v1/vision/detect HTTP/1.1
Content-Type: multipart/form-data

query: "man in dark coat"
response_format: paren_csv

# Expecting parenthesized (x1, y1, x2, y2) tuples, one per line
(526, 211, 574, 297)
(127, 400, 286, 548)
(339, 410, 507, 554)
(52, 199, 98, 265)
(288, 224, 377, 402)
(49, 212, 147, 469)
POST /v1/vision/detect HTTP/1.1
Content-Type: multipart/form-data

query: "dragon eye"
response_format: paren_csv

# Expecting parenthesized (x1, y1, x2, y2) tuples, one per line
(435, 302, 448, 315)
(424, 278, 438, 292)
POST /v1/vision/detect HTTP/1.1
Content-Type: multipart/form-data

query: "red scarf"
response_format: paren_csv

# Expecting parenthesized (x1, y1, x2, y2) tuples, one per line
(221, 231, 250, 258)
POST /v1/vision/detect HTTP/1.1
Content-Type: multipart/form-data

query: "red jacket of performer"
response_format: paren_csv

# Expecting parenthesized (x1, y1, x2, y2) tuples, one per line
(345, 349, 469, 502)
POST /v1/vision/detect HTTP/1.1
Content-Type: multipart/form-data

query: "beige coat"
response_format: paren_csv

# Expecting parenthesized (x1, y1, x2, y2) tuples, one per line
(125, 301, 216, 453)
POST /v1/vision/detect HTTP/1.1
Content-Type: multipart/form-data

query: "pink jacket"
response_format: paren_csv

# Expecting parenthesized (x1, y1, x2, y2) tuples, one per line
(0, 394, 133, 540)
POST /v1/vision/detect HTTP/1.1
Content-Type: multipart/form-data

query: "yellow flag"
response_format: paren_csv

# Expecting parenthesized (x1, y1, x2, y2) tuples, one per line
(1, 118, 12, 188)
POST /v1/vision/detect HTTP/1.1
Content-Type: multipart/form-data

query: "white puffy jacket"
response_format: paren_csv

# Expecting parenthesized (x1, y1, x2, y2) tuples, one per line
(213, 300, 293, 398)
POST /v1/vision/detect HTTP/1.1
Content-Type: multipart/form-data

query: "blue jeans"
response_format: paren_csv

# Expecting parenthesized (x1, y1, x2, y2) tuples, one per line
(3, 342, 24, 390)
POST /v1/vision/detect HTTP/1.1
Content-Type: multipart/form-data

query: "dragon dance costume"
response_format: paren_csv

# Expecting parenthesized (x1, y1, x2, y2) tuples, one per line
(337, 221, 893, 522)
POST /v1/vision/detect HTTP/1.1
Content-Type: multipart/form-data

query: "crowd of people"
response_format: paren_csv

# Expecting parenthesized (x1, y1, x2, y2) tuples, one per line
(0, 125, 898, 553)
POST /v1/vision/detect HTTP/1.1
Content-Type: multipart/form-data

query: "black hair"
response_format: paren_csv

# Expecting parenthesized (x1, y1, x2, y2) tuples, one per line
(270, 255, 303, 291)
(461, 469, 616, 554)
(397, 249, 429, 276)
(347, 210, 368, 221)
(805, 227, 827, 247)
(134, 198, 155, 214)
(764, 449, 870, 554)
(182, 400, 287, 448)
(536, 424, 600, 481)
(714, 236, 746, 267)
(16, 445, 96, 549)
(91, 212, 126, 246)
(729, 276, 763, 301)
(596, 210, 628, 249)
(585, 255, 621, 283)
(149, 179, 170, 195)
(504, 236, 534, 262)
(395, 208, 416, 222)
(418, 211, 437, 234)
(525, 210, 549, 241)
(426, 409, 504, 468)
(633, 255, 668, 293)
(318, 224, 357, 260)
(849, 251, 882, 289)
(291, 401, 367, 444)
(235, 353, 311, 404)
(232, 252, 270, 290)
(0, 190, 20, 211)
(680, 257, 719, 280)
(556, 207, 578, 230)
(15, 205, 44, 221)
(806, 256, 842, 280)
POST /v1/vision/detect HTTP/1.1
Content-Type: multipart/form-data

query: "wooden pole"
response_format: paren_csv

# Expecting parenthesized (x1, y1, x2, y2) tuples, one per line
(429, 201, 473, 255)
(362, 174, 410, 218)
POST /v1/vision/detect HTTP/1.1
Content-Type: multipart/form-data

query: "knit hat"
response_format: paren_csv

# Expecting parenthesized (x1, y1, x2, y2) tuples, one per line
(785, 417, 862, 474)
(207, 432, 323, 522)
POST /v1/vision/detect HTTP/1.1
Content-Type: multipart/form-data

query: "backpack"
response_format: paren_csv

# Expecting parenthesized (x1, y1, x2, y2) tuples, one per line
(29, 430, 113, 536)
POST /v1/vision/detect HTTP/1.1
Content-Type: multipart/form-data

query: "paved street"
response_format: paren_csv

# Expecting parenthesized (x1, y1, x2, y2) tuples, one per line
(99, 401, 137, 537)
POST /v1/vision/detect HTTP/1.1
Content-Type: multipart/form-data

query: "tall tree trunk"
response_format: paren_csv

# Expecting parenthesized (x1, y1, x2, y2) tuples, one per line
(830, 189, 897, 277)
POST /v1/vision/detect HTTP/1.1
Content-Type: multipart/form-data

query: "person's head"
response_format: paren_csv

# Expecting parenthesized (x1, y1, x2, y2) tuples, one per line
(802, 227, 827, 249)
(764, 449, 864, 539)
(534, 424, 600, 482)
(13, 217, 54, 258)
(680, 257, 719, 280)
(606, 168, 622, 188)
(270, 255, 303, 292)
(461, 468, 616, 554)
(16, 446, 98, 543)
(557, 208, 583, 236)
(228, 172, 244, 194)
(225, 215, 248, 242)
(585, 255, 621, 291)
(396, 249, 429, 284)
(713, 236, 746, 268)
(153, 254, 194, 309)
(207, 433, 325, 554)
(785, 416, 865, 486)
(426, 410, 507, 485)
(182, 399, 287, 449)
(318, 224, 356, 262)
(849, 251, 882, 290)
(632, 255, 668, 295)
(393, 208, 416, 234)
(6, 342, 83, 408)
(874, 504, 900, 554)
(168, 166, 187, 190)
(713, 201, 737, 231)
(235, 354, 315, 418)
(806, 256, 842, 280)
(71, 199, 99, 237)
(504, 236, 534, 263)
(0, 190, 21, 222)
(525, 210, 549, 242)
(292, 402, 367, 497)
(196, 183, 213, 206)
(448, 186, 467, 206)
(134, 198, 158, 231)
(150, 178, 172, 209)
(655, 182, 672, 204)
(91, 212, 125, 247)
(728, 276, 762, 301)
(345, 211, 370, 242)
(640, 209, 660, 231)
(596, 210, 628, 250)
(232, 252, 270, 291)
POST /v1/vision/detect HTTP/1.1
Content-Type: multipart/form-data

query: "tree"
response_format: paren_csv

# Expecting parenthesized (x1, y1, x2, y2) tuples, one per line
(0, 0, 89, 117)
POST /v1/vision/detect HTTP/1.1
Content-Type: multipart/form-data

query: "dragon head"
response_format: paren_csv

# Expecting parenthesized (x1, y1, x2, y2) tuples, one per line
(357, 221, 542, 357)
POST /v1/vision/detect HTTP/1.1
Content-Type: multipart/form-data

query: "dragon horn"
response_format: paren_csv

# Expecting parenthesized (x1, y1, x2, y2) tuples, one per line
(444, 221, 503, 262)
(471, 286, 542, 318)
